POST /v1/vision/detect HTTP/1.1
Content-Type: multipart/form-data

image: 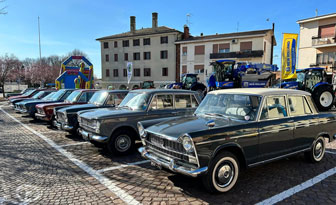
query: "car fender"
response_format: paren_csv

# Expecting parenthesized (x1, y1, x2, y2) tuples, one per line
(211, 142, 247, 168)
(312, 82, 332, 92)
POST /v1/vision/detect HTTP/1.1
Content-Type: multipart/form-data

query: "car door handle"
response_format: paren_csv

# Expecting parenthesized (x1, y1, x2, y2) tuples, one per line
(287, 120, 294, 123)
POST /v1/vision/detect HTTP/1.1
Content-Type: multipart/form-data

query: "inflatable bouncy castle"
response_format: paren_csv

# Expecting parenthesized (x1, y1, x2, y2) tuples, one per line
(55, 56, 94, 89)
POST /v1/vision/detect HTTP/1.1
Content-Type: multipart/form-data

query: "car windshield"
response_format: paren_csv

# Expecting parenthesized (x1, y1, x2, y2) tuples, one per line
(32, 91, 44, 99)
(88, 91, 108, 105)
(119, 92, 150, 110)
(42, 92, 55, 100)
(50, 90, 67, 101)
(195, 93, 261, 121)
(22, 89, 35, 96)
(65, 90, 81, 103)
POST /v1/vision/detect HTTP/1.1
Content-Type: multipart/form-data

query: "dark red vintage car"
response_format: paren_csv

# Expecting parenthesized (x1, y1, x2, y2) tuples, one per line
(7, 88, 44, 101)
(35, 89, 97, 122)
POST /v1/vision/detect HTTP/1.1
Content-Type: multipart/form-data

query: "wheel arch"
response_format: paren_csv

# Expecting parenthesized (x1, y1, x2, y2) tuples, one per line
(317, 132, 332, 143)
(212, 143, 247, 169)
(109, 124, 138, 140)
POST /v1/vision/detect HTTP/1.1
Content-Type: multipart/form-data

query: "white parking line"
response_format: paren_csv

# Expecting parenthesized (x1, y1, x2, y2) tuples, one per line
(0, 108, 140, 205)
(59, 141, 90, 147)
(97, 160, 150, 173)
(256, 167, 336, 205)
(326, 150, 336, 155)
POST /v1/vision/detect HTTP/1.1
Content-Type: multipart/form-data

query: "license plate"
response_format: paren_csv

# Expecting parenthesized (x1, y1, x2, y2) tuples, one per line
(151, 161, 162, 169)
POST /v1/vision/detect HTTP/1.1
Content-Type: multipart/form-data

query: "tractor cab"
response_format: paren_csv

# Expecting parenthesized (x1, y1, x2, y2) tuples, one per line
(141, 81, 155, 89)
(296, 68, 329, 91)
(210, 60, 236, 89)
(181, 74, 198, 89)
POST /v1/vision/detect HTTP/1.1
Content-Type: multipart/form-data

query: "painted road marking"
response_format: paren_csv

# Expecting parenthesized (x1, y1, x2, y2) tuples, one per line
(59, 141, 89, 147)
(326, 150, 336, 155)
(256, 167, 336, 205)
(97, 160, 150, 173)
(0, 108, 140, 205)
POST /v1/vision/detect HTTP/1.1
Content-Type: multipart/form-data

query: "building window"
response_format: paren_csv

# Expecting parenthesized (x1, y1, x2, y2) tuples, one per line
(213, 44, 218, 53)
(113, 69, 119, 77)
(144, 68, 151, 77)
(319, 24, 336, 38)
(219, 43, 230, 53)
(123, 69, 127, 77)
(105, 54, 109, 62)
(134, 68, 141, 77)
(144, 52, 151, 60)
(122, 40, 129, 47)
(133, 39, 140, 46)
(194, 65, 204, 73)
(114, 41, 118, 48)
(114, 54, 118, 62)
(182, 65, 187, 74)
(161, 50, 168, 59)
(143, 38, 151, 45)
(317, 52, 336, 64)
(124, 53, 128, 61)
(106, 69, 110, 77)
(240, 41, 252, 52)
(162, 67, 168, 76)
(103, 42, 109, 49)
(161, 36, 168, 44)
(195, 45, 205, 55)
(182, 47, 187, 56)
(133, 52, 140, 60)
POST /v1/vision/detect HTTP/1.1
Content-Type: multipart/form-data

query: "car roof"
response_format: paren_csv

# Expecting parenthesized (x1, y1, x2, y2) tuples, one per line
(99, 90, 129, 93)
(130, 89, 197, 94)
(209, 88, 311, 96)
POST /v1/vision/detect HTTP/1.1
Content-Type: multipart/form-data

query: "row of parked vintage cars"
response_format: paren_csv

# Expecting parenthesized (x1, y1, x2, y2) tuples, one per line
(7, 87, 336, 193)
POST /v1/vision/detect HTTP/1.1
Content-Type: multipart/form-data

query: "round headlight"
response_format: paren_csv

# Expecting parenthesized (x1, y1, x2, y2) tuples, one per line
(182, 135, 194, 152)
(137, 122, 146, 138)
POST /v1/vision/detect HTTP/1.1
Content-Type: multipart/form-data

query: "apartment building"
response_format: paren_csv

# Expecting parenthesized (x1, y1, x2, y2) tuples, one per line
(96, 13, 182, 89)
(175, 26, 276, 83)
(297, 13, 336, 71)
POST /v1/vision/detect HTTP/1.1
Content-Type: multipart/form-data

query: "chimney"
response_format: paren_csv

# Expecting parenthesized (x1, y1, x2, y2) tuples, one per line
(130, 16, 136, 32)
(152, 12, 158, 28)
(200, 33, 203, 36)
(183, 25, 190, 39)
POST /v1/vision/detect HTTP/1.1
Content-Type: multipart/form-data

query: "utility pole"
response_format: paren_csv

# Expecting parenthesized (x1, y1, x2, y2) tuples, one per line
(38, 16, 43, 87)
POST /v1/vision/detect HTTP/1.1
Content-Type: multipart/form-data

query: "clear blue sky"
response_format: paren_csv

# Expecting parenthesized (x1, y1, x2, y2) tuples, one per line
(0, 0, 335, 78)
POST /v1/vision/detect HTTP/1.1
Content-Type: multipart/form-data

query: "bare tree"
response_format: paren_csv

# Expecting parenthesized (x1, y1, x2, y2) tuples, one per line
(0, 0, 7, 15)
(0, 54, 21, 97)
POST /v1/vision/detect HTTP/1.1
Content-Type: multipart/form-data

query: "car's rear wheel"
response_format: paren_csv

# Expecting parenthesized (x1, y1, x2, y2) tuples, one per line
(107, 129, 135, 155)
(202, 151, 239, 193)
(305, 136, 326, 163)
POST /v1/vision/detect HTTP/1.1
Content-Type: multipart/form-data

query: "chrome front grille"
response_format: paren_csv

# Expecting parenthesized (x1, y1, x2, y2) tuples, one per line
(79, 117, 96, 131)
(57, 112, 66, 123)
(145, 132, 192, 162)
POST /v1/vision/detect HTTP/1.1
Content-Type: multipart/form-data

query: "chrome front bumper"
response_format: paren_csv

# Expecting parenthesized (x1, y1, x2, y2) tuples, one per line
(138, 147, 208, 177)
(78, 128, 108, 143)
(53, 120, 74, 131)
(35, 113, 48, 120)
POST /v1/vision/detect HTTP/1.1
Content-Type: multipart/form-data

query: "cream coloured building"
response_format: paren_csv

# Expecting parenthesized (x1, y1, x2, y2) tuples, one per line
(175, 27, 276, 84)
(297, 13, 336, 71)
(97, 13, 182, 89)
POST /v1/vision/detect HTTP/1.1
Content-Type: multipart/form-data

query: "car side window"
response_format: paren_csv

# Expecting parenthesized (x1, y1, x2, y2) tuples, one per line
(175, 95, 192, 109)
(288, 96, 305, 116)
(260, 96, 287, 120)
(87, 92, 95, 101)
(303, 97, 313, 114)
(61, 91, 72, 100)
(150, 95, 173, 110)
(106, 94, 115, 105)
(191, 95, 199, 108)
(78, 93, 87, 102)
(114, 93, 126, 105)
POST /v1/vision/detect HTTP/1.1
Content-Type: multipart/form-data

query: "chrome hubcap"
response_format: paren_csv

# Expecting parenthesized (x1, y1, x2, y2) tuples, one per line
(115, 135, 131, 152)
(216, 162, 234, 187)
(314, 141, 323, 159)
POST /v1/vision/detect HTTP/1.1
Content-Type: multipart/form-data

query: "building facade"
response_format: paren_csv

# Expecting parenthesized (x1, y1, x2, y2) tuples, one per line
(175, 27, 276, 83)
(97, 13, 182, 89)
(297, 13, 336, 71)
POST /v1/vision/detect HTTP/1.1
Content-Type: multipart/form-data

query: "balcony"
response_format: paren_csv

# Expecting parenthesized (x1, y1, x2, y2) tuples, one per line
(210, 50, 264, 59)
(312, 36, 336, 47)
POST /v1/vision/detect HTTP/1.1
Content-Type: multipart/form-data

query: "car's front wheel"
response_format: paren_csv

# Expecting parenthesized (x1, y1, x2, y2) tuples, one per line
(305, 136, 326, 163)
(107, 130, 135, 155)
(202, 151, 239, 193)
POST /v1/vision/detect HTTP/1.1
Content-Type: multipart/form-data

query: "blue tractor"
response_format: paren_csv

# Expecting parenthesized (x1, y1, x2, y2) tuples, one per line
(208, 60, 277, 90)
(279, 67, 335, 111)
(168, 73, 207, 98)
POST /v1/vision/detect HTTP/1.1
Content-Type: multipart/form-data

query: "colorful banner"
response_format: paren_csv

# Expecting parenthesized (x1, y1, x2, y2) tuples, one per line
(126, 62, 133, 84)
(281, 33, 298, 80)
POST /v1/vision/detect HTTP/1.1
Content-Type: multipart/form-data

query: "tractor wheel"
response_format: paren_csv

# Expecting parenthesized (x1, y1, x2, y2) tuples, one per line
(313, 86, 334, 111)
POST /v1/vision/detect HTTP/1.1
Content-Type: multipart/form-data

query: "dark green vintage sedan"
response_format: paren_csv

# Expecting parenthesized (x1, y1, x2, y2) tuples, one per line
(138, 88, 336, 193)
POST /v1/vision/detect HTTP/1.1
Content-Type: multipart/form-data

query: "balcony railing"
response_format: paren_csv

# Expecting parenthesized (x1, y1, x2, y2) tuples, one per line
(210, 50, 264, 59)
(312, 36, 336, 46)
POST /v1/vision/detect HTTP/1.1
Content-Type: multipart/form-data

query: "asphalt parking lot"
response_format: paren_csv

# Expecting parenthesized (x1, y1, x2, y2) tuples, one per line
(1, 102, 336, 204)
